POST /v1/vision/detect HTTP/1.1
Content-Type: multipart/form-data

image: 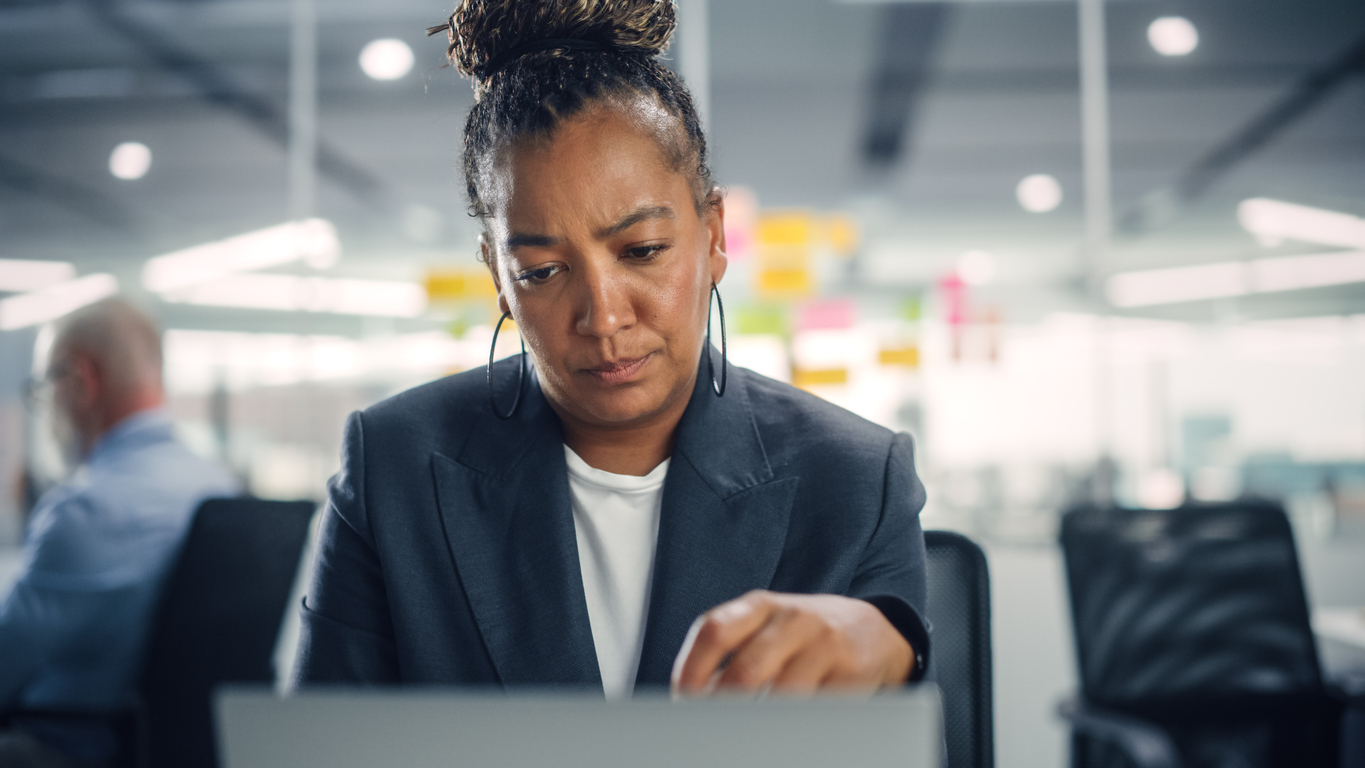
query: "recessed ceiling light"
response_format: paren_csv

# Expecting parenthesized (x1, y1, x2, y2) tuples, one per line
(1148, 17, 1198, 57)
(1016, 174, 1062, 213)
(109, 142, 151, 180)
(360, 39, 415, 81)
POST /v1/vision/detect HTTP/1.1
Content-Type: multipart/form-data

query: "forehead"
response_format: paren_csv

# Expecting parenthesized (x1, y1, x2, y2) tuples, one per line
(488, 104, 695, 232)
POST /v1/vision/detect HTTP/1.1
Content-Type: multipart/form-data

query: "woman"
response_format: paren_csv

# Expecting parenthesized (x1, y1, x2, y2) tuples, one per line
(295, 0, 929, 698)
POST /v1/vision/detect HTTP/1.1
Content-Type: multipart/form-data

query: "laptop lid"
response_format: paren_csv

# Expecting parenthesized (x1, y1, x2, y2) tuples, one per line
(216, 687, 942, 768)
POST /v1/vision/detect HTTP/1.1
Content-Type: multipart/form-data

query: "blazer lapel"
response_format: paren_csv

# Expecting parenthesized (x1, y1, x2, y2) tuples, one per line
(634, 355, 799, 689)
(431, 361, 601, 688)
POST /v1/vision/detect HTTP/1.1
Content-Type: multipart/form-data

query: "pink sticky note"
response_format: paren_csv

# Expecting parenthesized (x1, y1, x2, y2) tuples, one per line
(797, 299, 855, 331)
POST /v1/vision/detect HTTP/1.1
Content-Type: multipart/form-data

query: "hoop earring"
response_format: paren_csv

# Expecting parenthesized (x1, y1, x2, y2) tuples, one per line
(706, 283, 728, 397)
(488, 311, 526, 419)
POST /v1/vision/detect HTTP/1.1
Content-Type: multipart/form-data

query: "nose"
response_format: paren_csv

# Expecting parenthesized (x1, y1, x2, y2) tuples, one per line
(574, 259, 636, 340)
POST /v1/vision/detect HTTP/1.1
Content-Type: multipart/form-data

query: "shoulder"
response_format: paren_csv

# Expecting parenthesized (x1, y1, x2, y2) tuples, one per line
(350, 364, 494, 456)
(92, 434, 239, 500)
(22, 481, 106, 575)
(737, 366, 898, 470)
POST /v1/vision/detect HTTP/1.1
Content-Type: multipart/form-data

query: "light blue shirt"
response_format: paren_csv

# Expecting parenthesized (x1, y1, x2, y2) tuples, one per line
(0, 408, 239, 717)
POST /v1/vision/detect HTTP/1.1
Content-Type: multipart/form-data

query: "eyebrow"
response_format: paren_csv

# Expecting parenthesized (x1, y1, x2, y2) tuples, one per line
(594, 205, 675, 238)
(504, 233, 561, 250)
(503, 205, 676, 251)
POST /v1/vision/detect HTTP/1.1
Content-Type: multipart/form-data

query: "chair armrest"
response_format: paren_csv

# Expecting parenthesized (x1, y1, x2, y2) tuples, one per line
(1057, 697, 1181, 768)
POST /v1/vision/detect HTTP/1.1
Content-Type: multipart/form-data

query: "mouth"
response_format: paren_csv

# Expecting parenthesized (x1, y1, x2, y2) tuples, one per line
(583, 353, 653, 385)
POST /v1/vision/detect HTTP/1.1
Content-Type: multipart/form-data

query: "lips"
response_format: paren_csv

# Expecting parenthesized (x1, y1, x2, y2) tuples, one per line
(584, 353, 652, 384)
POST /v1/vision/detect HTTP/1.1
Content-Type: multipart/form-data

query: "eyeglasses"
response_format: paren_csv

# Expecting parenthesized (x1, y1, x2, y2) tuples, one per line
(23, 361, 72, 407)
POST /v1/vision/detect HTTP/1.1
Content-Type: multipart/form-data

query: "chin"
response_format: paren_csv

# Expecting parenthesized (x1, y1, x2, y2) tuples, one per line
(575, 386, 670, 427)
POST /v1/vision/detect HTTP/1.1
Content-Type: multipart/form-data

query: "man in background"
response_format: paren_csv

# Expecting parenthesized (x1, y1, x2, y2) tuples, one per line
(0, 299, 239, 767)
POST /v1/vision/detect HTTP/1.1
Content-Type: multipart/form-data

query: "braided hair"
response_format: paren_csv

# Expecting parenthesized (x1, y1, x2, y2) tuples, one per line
(428, 0, 715, 228)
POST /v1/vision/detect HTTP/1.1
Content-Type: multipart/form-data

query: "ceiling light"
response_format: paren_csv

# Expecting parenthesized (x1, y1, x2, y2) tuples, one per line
(1148, 17, 1198, 57)
(1016, 174, 1063, 213)
(1251, 251, 1365, 294)
(162, 273, 427, 318)
(360, 39, 415, 81)
(1107, 262, 1248, 307)
(0, 273, 119, 330)
(957, 250, 997, 286)
(1237, 198, 1365, 250)
(142, 219, 340, 293)
(1106, 250, 1365, 307)
(109, 141, 151, 180)
(0, 259, 76, 293)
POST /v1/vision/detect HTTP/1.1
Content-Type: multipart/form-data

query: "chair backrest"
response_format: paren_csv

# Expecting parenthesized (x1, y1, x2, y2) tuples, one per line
(1060, 501, 1322, 708)
(138, 497, 316, 768)
(924, 530, 994, 768)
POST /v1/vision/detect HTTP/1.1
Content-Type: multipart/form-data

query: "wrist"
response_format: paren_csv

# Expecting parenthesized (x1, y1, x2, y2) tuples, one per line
(884, 634, 914, 686)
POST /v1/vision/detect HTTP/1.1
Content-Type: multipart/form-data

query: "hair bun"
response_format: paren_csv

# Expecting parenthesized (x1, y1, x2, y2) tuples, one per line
(430, 0, 677, 81)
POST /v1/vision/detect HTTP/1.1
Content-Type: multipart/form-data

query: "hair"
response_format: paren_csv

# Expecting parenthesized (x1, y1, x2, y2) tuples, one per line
(428, 0, 715, 230)
(53, 298, 163, 395)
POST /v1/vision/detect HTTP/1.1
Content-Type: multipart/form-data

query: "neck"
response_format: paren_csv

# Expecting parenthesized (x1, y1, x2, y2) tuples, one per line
(557, 385, 691, 477)
(82, 390, 165, 455)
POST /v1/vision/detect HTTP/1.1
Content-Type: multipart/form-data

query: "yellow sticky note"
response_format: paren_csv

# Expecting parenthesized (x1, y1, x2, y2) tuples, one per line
(425, 269, 496, 301)
(792, 368, 848, 388)
(879, 346, 920, 368)
(757, 268, 813, 297)
(758, 212, 813, 247)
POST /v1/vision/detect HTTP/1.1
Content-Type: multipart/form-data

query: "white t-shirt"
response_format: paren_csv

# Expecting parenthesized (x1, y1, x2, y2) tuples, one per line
(564, 446, 669, 699)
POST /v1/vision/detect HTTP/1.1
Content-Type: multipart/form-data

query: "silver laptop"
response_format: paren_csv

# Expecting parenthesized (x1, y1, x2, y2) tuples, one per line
(216, 687, 942, 768)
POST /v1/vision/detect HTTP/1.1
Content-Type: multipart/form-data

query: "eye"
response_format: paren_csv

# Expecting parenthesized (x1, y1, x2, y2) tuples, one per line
(624, 244, 669, 261)
(514, 264, 563, 284)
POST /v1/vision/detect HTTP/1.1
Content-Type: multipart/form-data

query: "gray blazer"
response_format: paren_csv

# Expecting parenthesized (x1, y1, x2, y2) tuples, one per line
(295, 353, 931, 691)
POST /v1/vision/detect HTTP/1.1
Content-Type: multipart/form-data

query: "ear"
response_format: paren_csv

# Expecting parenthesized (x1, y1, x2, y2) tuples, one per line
(705, 188, 729, 287)
(480, 233, 512, 316)
(69, 353, 101, 410)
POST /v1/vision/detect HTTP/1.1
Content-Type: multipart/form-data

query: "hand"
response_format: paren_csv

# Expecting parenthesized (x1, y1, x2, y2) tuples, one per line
(670, 590, 913, 696)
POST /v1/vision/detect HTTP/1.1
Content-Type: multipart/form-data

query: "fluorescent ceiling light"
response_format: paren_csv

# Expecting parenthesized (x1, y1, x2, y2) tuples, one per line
(163, 329, 474, 392)
(1252, 251, 1365, 294)
(0, 259, 77, 292)
(1107, 250, 1365, 308)
(0, 273, 119, 330)
(1237, 198, 1365, 250)
(143, 219, 340, 293)
(1107, 262, 1248, 308)
(162, 273, 427, 318)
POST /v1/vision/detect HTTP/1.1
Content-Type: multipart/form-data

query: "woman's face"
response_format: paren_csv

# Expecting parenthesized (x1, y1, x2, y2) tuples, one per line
(483, 102, 727, 431)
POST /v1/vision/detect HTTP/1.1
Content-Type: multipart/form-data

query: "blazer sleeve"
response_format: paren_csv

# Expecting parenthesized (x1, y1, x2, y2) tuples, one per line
(847, 431, 932, 682)
(293, 411, 402, 686)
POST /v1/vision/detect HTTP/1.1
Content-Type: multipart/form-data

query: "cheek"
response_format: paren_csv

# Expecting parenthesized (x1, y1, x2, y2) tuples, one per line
(652, 240, 712, 335)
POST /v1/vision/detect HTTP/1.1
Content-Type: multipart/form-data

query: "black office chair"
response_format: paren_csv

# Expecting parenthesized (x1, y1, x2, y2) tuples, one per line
(2, 497, 314, 768)
(1057, 501, 1361, 768)
(924, 530, 994, 768)
(137, 497, 315, 768)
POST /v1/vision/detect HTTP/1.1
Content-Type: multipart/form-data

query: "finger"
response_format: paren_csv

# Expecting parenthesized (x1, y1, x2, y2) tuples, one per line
(671, 592, 777, 695)
(716, 606, 826, 692)
(770, 645, 835, 696)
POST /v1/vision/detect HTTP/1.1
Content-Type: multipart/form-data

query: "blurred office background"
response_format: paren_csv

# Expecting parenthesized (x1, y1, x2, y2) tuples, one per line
(2, 0, 1364, 765)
